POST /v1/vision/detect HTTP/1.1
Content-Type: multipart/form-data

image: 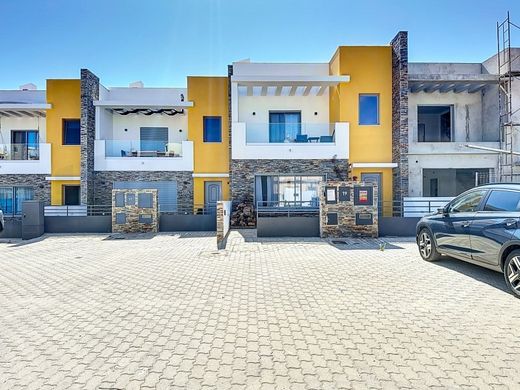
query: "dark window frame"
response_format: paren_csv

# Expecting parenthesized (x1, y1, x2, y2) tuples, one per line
(62, 119, 81, 146)
(359, 94, 380, 126)
(203, 116, 222, 143)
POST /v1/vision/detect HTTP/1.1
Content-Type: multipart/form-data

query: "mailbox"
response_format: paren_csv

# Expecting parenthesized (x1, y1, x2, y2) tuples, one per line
(356, 212, 373, 225)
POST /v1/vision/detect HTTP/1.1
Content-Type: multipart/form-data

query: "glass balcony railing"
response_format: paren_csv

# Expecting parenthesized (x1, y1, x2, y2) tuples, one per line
(245, 123, 336, 144)
(0, 144, 40, 160)
(104, 140, 183, 157)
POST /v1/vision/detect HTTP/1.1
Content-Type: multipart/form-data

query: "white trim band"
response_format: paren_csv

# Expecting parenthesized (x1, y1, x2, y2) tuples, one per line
(351, 163, 398, 168)
(45, 176, 81, 181)
(192, 173, 230, 178)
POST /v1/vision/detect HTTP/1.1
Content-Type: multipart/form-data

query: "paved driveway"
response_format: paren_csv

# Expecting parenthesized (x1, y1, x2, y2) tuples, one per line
(0, 231, 519, 389)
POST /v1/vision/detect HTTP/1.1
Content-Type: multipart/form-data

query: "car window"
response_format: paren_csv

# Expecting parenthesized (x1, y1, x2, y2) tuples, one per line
(448, 190, 487, 213)
(483, 190, 520, 212)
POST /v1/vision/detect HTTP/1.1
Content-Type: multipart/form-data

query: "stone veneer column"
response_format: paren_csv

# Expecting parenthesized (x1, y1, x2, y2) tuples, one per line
(390, 31, 409, 215)
(80, 69, 99, 205)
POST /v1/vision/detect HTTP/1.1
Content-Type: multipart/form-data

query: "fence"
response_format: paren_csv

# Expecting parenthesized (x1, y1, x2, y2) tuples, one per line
(382, 198, 454, 217)
(44, 205, 112, 217)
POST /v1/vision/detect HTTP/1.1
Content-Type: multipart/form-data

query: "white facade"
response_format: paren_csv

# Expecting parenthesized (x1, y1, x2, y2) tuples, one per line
(231, 61, 350, 160)
(94, 85, 194, 171)
(0, 89, 51, 174)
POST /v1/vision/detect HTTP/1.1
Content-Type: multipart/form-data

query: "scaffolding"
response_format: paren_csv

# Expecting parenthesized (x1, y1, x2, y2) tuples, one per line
(497, 12, 520, 182)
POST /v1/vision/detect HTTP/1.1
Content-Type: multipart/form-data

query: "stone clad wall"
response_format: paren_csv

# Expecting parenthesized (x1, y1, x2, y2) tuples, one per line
(319, 180, 378, 238)
(92, 171, 193, 207)
(80, 69, 100, 205)
(112, 189, 158, 233)
(390, 32, 409, 212)
(0, 174, 51, 210)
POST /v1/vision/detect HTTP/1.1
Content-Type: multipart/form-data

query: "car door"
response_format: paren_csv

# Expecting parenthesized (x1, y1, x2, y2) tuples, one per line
(433, 189, 487, 260)
(469, 189, 520, 266)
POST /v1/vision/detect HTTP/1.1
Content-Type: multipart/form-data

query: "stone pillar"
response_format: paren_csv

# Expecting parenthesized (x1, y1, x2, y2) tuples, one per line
(80, 69, 99, 205)
(390, 32, 409, 215)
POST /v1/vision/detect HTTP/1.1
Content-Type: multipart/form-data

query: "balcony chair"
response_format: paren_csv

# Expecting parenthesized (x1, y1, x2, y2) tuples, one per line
(165, 143, 182, 157)
(295, 134, 308, 143)
(319, 135, 334, 143)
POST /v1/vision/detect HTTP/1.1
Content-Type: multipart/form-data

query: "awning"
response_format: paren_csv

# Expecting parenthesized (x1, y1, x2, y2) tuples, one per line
(232, 75, 350, 96)
(409, 74, 498, 93)
(93, 100, 193, 115)
(0, 103, 51, 117)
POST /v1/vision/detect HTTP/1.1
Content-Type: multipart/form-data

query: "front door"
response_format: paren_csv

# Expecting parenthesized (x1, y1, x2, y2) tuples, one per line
(63, 185, 80, 206)
(11, 130, 39, 160)
(361, 173, 382, 215)
(204, 181, 222, 213)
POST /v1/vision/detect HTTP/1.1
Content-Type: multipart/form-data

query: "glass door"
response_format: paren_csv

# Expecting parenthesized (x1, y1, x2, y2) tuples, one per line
(11, 130, 39, 160)
(269, 112, 301, 143)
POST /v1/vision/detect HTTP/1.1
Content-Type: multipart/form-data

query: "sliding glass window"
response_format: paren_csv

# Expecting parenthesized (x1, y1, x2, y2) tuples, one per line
(255, 175, 323, 208)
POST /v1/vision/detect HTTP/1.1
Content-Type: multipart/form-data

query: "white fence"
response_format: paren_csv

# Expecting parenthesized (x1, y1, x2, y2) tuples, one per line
(403, 197, 454, 217)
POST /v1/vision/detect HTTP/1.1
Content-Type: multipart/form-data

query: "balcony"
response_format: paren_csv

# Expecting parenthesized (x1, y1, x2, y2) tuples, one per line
(232, 122, 349, 160)
(0, 143, 51, 174)
(409, 141, 501, 155)
(94, 139, 194, 171)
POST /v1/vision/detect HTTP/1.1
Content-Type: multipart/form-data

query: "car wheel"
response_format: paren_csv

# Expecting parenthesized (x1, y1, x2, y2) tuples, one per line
(418, 228, 442, 262)
(504, 250, 520, 298)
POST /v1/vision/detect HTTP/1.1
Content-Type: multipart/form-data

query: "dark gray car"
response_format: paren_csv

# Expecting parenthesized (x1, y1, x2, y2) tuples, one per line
(416, 183, 520, 298)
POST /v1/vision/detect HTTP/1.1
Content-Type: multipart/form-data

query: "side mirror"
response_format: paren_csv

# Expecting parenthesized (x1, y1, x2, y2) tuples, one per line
(438, 207, 448, 216)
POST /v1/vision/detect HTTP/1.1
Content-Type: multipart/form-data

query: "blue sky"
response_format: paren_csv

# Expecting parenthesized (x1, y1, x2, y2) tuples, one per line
(0, 0, 519, 89)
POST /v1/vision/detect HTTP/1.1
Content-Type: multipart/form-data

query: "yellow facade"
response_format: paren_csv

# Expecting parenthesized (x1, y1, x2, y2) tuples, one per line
(329, 46, 393, 213)
(187, 76, 230, 205)
(46, 79, 81, 205)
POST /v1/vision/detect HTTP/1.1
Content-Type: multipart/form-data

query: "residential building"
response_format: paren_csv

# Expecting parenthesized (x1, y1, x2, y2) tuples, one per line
(229, 33, 405, 219)
(407, 61, 501, 197)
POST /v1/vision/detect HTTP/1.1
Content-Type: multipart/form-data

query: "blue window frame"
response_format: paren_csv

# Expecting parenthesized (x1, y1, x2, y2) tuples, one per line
(269, 112, 301, 143)
(203, 116, 222, 143)
(359, 94, 379, 125)
(63, 119, 81, 145)
(0, 186, 34, 216)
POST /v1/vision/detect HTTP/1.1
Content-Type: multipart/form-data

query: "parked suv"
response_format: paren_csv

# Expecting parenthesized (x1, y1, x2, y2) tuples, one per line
(416, 184, 520, 298)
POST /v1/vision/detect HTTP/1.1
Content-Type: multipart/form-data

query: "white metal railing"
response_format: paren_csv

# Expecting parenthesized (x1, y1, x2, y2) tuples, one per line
(402, 197, 454, 217)
(44, 205, 112, 217)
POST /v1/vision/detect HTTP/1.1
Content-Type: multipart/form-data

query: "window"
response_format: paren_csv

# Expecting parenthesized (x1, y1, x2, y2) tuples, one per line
(359, 94, 379, 125)
(483, 190, 520, 212)
(11, 130, 39, 160)
(63, 185, 80, 206)
(417, 105, 453, 142)
(203, 116, 222, 142)
(255, 175, 323, 207)
(140, 127, 168, 152)
(63, 119, 81, 145)
(0, 186, 34, 216)
(448, 190, 486, 213)
(269, 112, 301, 142)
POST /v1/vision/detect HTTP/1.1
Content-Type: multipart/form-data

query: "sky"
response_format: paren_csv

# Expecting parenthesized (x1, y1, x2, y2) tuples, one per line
(0, 0, 519, 89)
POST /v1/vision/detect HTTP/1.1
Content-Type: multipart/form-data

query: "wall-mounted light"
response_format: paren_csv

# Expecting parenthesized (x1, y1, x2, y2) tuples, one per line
(179, 129, 183, 132)
(252, 112, 256, 116)
(314, 112, 318, 116)
(124, 128, 128, 132)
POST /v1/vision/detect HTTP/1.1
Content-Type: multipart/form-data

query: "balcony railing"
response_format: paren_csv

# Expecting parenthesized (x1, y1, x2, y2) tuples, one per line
(104, 140, 183, 158)
(245, 123, 336, 144)
(0, 143, 40, 160)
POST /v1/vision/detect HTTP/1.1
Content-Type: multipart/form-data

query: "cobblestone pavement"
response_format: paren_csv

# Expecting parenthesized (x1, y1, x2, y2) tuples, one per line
(0, 231, 519, 390)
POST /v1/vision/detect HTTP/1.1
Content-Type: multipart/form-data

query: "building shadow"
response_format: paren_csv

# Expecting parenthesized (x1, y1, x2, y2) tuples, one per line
(2, 235, 48, 247)
(432, 257, 508, 293)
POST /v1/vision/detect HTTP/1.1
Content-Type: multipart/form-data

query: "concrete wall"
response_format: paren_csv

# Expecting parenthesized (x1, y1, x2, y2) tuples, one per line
(257, 216, 320, 237)
(409, 92, 495, 143)
(44, 216, 111, 233)
(379, 217, 420, 237)
(159, 214, 216, 231)
(0, 115, 46, 145)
